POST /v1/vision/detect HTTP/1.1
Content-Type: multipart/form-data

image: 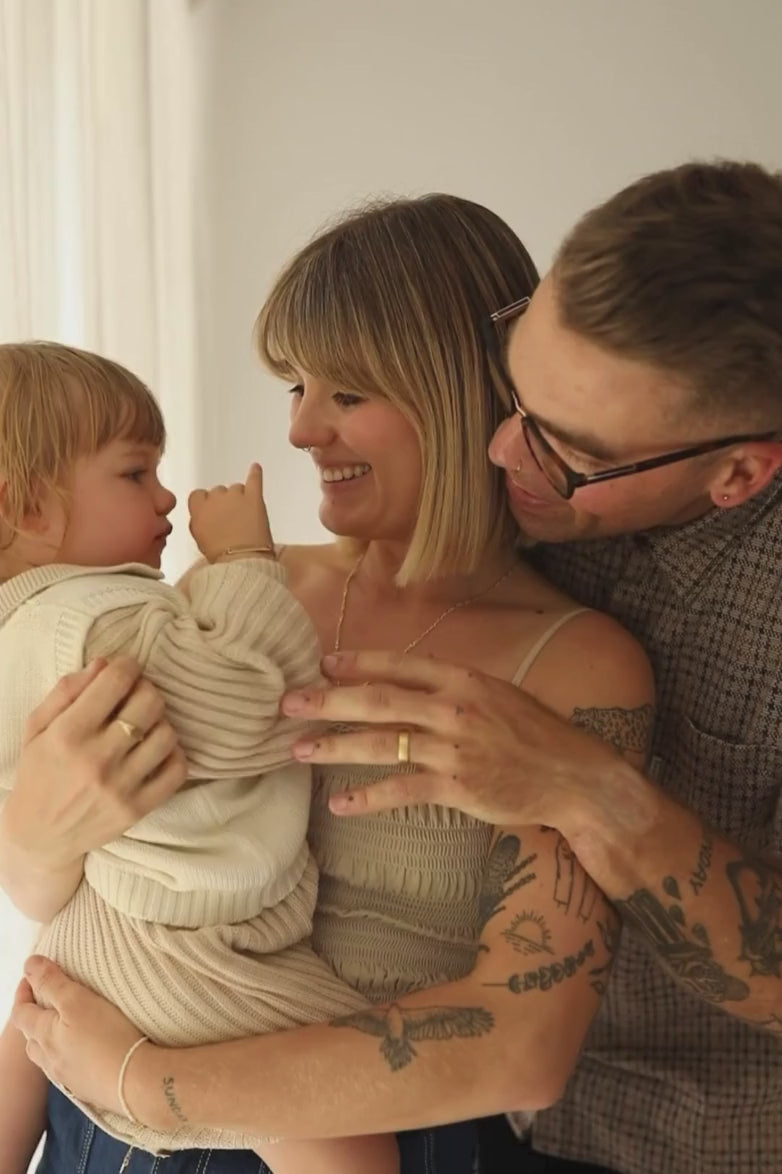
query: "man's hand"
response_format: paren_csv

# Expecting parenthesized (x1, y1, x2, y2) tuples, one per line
(12, 957, 144, 1117)
(282, 650, 633, 830)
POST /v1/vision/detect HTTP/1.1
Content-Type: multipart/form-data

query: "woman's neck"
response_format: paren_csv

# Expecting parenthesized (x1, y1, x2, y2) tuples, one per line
(353, 540, 514, 607)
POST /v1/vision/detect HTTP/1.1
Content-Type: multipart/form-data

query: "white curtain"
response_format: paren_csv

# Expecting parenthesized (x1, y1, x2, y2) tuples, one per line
(0, 0, 200, 1018)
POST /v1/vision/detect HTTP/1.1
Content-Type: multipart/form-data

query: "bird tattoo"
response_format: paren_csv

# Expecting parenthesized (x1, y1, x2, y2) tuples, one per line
(332, 1003, 495, 1071)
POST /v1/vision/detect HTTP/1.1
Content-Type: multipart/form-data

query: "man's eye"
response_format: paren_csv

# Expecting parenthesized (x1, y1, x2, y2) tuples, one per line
(123, 469, 146, 482)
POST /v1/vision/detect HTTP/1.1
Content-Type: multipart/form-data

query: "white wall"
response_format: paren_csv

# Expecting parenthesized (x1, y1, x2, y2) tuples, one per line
(189, 0, 782, 542)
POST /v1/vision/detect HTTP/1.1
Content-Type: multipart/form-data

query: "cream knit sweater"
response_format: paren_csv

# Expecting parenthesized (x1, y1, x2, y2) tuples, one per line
(0, 561, 367, 1153)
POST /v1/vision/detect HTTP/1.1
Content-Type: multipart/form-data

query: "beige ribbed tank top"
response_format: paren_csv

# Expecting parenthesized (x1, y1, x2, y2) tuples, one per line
(309, 608, 589, 1003)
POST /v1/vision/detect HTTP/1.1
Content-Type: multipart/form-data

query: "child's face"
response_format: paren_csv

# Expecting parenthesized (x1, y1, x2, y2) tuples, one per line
(51, 439, 176, 569)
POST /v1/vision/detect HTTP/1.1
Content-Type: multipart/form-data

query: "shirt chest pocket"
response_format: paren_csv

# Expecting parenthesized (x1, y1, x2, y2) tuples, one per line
(653, 716, 782, 852)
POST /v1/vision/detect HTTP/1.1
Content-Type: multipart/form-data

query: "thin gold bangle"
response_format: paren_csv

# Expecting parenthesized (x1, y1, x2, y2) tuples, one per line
(217, 545, 276, 558)
(117, 1035, 149, 1124)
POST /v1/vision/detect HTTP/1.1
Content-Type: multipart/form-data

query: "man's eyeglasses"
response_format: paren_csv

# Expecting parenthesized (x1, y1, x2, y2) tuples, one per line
(484, 297, 777, 501)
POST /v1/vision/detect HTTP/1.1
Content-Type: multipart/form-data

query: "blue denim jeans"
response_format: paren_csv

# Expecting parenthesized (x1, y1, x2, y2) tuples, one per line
(38, 1084, 477, 1174)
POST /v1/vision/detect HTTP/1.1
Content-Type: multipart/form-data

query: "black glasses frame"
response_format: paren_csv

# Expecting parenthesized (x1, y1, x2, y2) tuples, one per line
(484, 298, 777, 501)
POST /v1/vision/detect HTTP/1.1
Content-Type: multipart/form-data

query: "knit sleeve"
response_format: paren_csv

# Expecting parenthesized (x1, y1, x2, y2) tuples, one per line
(84, 559, 321, 778)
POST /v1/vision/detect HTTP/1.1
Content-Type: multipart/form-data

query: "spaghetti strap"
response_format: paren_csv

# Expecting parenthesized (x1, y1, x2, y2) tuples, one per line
(510, 608, 591, 687)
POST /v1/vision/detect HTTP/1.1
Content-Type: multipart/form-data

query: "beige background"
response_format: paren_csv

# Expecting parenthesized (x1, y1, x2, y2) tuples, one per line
(187, 0, 782, 547)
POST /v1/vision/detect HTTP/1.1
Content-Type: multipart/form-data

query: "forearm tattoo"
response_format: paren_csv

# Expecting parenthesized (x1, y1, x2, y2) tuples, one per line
(552, 834, 599, 922)
(484, 937, 596, 995)
(727, 858, 782, 978)
(330, 1004, 494, 1072)
(570, 703, 655, 760)
(689, 828, 714, 895)
(589, 919, 621, 996)
(615, 876, 749, 1003)
(503, 911, 554, 955)
(478, 833, 537, 931)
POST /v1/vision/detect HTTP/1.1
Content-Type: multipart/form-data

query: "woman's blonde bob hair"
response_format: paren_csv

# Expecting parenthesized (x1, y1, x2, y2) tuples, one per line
(256, 194, 538, 584)
(0, 341, 164, 532)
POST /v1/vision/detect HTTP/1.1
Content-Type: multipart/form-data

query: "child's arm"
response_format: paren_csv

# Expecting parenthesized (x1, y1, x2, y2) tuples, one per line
(85, 464, 321, 779)
(0, 1018, 48, 1174)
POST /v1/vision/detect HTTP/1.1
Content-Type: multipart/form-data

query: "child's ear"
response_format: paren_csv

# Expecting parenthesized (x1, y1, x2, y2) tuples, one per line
(17, 482, 66, 549)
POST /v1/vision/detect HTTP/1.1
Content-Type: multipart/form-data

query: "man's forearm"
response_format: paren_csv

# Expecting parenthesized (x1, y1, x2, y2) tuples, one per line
(563, 763, 782, 1032)
(127, 972, 589, 1139)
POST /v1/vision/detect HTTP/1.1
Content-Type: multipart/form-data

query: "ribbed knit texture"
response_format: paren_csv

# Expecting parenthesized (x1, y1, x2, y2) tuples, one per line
(0, 560, 368, 1153)
(308, 611, 588, 1005)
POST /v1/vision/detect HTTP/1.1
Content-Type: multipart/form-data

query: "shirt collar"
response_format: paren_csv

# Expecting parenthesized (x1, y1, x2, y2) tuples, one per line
(638, 474, 782, 595)
(0, 562, 162, 625)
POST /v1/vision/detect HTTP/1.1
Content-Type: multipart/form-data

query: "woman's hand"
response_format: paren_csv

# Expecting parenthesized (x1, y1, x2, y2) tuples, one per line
(282, 650, 636, 831)
(0, 658, 187, 917)
(12, 956, 143, 1116)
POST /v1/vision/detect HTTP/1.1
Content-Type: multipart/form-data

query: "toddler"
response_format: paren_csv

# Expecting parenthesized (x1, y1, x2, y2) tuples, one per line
(0, 342, 398, 1173)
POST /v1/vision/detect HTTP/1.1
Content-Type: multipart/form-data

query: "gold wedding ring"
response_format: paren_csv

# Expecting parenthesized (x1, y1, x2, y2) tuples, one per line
(397, 729, 411, 765)
(114, 718, 144, 746)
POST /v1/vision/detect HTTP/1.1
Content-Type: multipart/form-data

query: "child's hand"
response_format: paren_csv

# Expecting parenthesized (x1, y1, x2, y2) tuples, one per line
(188, 463, 273, 562)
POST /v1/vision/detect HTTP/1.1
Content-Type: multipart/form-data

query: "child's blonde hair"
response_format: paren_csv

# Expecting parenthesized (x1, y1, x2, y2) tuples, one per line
(0, 341, 165, 531)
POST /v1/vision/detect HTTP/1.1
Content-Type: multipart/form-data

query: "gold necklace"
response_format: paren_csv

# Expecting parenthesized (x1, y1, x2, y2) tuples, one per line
(333, 551, 515, 654)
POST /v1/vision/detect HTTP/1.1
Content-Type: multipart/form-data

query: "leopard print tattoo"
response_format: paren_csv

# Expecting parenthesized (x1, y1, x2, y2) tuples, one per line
(570, 703, 654, 759)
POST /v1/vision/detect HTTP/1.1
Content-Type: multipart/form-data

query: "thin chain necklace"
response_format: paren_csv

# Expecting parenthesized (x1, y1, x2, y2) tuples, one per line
(333, 550, 516, 654)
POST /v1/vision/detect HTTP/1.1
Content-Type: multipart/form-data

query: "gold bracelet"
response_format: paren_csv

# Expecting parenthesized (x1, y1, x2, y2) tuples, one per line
(117, 1035, 149, 1124)
(217, 545, 276, 558)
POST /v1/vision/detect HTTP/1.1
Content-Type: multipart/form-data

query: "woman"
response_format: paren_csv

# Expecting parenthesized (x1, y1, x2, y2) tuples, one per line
(6, 195, 654, 1173)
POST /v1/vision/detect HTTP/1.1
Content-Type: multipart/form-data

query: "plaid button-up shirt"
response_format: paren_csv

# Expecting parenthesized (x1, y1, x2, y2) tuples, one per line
(528, 475, 782, 1174)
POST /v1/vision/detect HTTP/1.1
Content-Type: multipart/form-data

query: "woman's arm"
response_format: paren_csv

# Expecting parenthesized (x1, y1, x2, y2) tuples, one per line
(15, 821, 617, 1138)
(0, 659, 186, 921)
(14, 615, 654, 1138)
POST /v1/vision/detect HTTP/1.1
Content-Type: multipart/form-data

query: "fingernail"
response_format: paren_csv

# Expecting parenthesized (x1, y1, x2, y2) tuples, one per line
(329, 792, 355, 812)
(282, 692, 309, 714)
(321, 654, 341, 675)
(294, 740, 314, 759)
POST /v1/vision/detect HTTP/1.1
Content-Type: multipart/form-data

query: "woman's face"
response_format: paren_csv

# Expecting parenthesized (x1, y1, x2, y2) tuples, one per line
(287, 373, 422, 543)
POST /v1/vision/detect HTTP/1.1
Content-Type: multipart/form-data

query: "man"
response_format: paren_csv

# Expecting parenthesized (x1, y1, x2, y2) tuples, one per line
(300, 158, 782, 1172)
(12, 160, 782, 1173)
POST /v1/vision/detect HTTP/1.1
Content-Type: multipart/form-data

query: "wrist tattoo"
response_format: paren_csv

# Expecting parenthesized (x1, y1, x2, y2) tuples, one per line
(570, 703, 655, 760)
(331, 1004, 494, 1072)
(161, 1076, 188, 1125)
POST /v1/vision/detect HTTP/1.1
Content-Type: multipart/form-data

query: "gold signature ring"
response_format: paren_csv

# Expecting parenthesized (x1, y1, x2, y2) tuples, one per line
(114, 719, 145, 746)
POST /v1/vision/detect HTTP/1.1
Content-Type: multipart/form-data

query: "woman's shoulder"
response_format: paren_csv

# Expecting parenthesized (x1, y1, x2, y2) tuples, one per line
(520, 606, 655, 765)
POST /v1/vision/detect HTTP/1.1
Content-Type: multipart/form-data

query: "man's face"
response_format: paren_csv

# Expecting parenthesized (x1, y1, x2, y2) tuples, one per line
(488, 275, 739, 543)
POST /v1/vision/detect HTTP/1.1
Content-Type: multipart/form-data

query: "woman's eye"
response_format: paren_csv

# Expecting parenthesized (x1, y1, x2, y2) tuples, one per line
(287, 384, 304, 397)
